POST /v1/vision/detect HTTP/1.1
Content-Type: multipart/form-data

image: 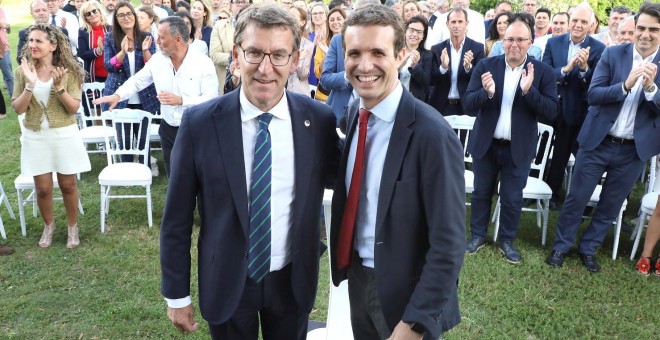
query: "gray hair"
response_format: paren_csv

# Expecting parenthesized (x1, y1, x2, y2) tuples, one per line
(617, 15, 635, 34)
(234, 4, 301, 52)
(355, 0, 380, 10)
(159, 16, 190, 43)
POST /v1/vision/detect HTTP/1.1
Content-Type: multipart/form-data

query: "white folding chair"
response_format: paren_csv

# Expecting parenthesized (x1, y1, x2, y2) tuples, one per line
(0, 180, 16, 239)
(445, 115, 476, 200)
(98, 109, 153, 232)
(493, 123, 554, 245)
(14, 174, 85, 237)
(79, 82, 114, 154)
(630, 156, 659, 260)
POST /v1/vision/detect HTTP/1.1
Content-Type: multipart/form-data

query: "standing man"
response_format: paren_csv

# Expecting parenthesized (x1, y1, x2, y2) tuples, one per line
(429, 7, 484, 115)
(425, 0, 485, 49)
(592, 6, 631, 47)
(17, 0, 69, 63)
(542, 5, 605, 211)
(330, 5, 466, 339)
(533, 11, 570, 54)
(617, 16, 635, 45)
(547, 2, 660, 272)
(94, 17, 218, 177)
(102, 0, 116, 24)
(462, 13, 558, 263)
(160, 5, 339, 338)
(534, 8, 551, 38)
(522, 0, 538, 16)
(209, 0, 224, 22)
(46, 0, 79, 55)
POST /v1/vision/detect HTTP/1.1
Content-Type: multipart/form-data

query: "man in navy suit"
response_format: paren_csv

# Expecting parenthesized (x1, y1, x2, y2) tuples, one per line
(546, 2, 660, 273)
(542, 5, 605, 210)
(330, 5, 465, 339)
(429, 7, 484, 115)
(463, 13, 558, 264)
(159, 5, 339, 339)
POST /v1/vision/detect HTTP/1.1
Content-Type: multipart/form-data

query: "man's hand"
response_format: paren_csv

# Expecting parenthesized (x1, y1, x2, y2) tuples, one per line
(463, 50, 474, 71)
(641, 62, 658, 89)
(167, 304, 200, 333)
(624, 64, 646, 91)
(93, 94, 121, 110)
(440, 47, 449, 70)
(520, 62, 534, 94)
(481, 71, 495, 97)
(60, 17, 67, 28)
(562, 54, 579, 74)
(388, 321, 423, 340)
(158, 91, 183, 106)
(576, 46, 590, 71)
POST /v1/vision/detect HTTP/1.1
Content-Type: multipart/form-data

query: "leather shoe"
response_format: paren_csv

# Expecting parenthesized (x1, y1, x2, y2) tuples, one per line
(546, 250, 566, 267)
(0, 244, 15, 256)
(579, 253, 600, 273)
(465, 235, 487, 254)
(497, 240, 521, 264)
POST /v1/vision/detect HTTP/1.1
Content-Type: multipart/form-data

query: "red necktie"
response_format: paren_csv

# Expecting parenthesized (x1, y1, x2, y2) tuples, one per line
(337, 108, 371, 270)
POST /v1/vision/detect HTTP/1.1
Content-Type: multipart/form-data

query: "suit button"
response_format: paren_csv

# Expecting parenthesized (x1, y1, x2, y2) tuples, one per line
(244, 252, 248, 260)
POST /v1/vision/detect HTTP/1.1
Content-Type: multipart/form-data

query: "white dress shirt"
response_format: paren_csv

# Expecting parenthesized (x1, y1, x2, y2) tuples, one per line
(610, 47, 659, 139)
(493, 59, 525, 140)
(346, 83, 403, 268)
(439, 37, 466, 99)
(164, 87, 296, 309)
(425, 9, 485, 50)
(114, 47, 219, 127)
(52, 9, 79, 55)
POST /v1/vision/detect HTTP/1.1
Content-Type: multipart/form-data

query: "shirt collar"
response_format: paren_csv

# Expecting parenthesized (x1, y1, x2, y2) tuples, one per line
(240, 87, 290, 122)
(569, 35, 586, 47)
(505, 57, 527, 71)
(360, 82, 403, 123)
(450, 36, 466, 50)
(633, 45, 659, 63)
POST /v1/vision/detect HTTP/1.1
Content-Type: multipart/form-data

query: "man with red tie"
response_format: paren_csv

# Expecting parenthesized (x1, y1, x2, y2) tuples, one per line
(329, 4, 466, 339)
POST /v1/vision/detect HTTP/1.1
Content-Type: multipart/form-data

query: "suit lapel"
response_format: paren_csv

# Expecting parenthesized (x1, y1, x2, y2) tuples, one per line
(374, 91, 414, 238)
(288, 93, 316, 230)
(559, 34, 570, 65)
(212, 90, 250, 237)
(494, 56, 506, 107)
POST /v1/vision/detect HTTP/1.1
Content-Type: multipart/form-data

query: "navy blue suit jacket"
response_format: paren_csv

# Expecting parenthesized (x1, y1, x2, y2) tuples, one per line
(160, 89, 340, 325)
(542, 33, 605, 126)
(320, 34, 353, 123)
(330, 89, 466, 337)
(581, 44, 660, 161)
(429, 37, 485, 114)
(77, 26, 111, 82)
(102, 31, 159, 114)
(463, 55, 559, 167)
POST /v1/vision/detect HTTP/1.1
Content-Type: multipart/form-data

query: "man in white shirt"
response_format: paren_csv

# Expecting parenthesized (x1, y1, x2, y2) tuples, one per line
(425, 0, 485, 49)
(158, 5, 339, 339)
(46, 0, 78, 55)
(138, 0, 168, 21)
(533, 11, 570, 57)
(95, 17, 219, 177)
(617, 16, 635, 45)
(592, 6, 631, 47)
(102, 0, 116, 24)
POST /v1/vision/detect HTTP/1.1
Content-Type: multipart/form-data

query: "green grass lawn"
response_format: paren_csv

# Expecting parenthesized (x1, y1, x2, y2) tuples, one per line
(1, 1, 659, 338)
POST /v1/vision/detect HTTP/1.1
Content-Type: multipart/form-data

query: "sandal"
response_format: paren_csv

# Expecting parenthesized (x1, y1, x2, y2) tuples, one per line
(67, 224, 80, 249)
(39, 221, 56, 248)
(636, 257, 652, 276)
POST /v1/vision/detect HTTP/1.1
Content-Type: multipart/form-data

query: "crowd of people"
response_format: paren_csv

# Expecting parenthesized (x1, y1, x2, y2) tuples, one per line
(0, 0, 659, 338)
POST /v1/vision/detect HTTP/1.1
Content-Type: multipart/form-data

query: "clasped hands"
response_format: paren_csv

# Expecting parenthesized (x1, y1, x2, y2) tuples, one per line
(562, 46, 590, 74)
(624, 61, 657, 91)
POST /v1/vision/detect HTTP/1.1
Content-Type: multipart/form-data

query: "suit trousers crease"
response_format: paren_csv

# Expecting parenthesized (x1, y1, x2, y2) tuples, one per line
(470, 142, 531, 242)
(208, 263, 309, 340)
(348, 252, 392, 340)
(552, 140, 644, 255)
(159, 120, 179, 178)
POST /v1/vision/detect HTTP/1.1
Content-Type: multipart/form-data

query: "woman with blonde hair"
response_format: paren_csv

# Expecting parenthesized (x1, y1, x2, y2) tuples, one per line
(137, 6, 160, 52)
(313, 6, 345, 102)
(401, 0, 420, 21)
(190, 0, 213, 50)
(78, 1, 110, 83)
(12, 24, 91, 248)
(308, 2, 328, 93)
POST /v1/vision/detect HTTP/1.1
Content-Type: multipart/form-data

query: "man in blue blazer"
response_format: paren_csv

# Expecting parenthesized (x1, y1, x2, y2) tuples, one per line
(320, 33, 353, 124)
(429, 7, 485, 115)
(542, 5, 605, 210)
(330, 5, 465, 339)
(463, 14, 558, 264)
(547, 3, 660, 273)
(160, 5, 339, 339)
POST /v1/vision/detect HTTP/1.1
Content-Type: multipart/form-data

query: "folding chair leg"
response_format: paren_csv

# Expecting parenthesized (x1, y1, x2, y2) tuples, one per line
(612, 208, 624, 260)
(542, 199, 550, 246)
(17, 189, 27, 237)
(0, 216, 6, 239)
(100, 186, 106, 233)
(0, 182, 16, 219)
(493, 200, 501, 242)
(630, 213, 647, 260)
(146, 185, 153, 227)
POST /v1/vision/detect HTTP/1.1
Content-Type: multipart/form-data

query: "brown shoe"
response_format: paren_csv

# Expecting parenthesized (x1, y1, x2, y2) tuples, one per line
(0, 244, 15, 256)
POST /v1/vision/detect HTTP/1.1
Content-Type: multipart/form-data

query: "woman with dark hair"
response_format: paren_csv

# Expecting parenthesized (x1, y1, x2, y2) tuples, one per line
(12, 24, 90, 248)
(103, 2, 158, 164)
(485, 11, 510, 57)
(176, 1, 190, 12)
(400, 15, 432, 101)
(173, 11, 208, 55)
(190, 0, 213, 50)
(162, 0, 177, 12)
(137, 6, 160, 52)
(312, 6, 345, 102)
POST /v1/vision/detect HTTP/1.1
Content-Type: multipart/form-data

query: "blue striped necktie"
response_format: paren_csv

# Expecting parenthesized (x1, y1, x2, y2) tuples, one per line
(51, 15, 57, 25)
(248, 113, 273, 283)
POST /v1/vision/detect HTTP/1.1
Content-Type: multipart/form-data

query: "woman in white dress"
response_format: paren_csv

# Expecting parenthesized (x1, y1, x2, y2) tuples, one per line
(11, 24, 91, 249)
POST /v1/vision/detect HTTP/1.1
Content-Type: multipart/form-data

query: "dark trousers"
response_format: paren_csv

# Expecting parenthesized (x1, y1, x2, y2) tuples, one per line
(441, 102, 463, 116)
(82, 77, 107, 127)
(208, 264, 308, 340)
(159, 120, 179, 178)
(552, 139, 644, 255)
(545, 120, 581, 201)
(470, 141, 532, 242)
(116, 104, 149, 163)
(348, 255, 391, 339)
(0, 87, 5, 114)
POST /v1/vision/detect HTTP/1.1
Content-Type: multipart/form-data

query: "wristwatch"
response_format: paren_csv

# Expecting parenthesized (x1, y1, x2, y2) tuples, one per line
(56, 87, 65, 95)
(645, 84, 657, 93)
(407, 322, 425, 334)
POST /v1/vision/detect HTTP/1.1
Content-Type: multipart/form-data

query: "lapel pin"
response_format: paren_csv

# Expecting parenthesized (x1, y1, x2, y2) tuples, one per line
(304, 120, 311, 127)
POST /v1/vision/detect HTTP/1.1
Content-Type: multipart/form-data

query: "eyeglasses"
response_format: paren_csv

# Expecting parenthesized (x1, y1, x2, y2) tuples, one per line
(116, 12, 134, 20)
(406, 27, 424, 36)
(84, 9, 99, 17)
(503, 38, 530, 44)
(240, 47, 293, 66)
(232, 0, 248, 5)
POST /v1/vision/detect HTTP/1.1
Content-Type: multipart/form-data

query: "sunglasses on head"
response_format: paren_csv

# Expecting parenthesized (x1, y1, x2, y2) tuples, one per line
(84, 9, 99, 17)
